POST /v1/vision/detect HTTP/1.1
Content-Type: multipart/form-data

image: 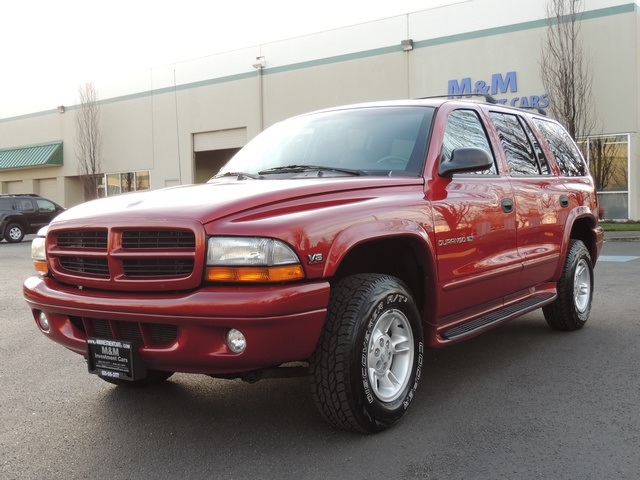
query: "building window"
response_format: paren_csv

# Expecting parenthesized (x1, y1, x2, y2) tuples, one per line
(579, 135, 629, 220)
(98, 171, 151, 198)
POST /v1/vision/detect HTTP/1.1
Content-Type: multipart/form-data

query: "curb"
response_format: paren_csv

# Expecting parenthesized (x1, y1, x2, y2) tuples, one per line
(605, 236, 640, 242)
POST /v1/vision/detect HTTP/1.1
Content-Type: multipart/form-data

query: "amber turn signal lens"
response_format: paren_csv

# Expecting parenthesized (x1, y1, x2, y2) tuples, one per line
(33, 260, 49, 276)
(206, 265, 304, 283)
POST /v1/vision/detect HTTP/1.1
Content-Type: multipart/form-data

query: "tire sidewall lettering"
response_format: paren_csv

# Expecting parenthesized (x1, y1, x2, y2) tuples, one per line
(358, 290, 421, 414)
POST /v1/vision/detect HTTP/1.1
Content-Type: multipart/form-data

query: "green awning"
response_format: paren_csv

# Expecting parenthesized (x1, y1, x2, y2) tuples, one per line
(0, 141, 63, 171)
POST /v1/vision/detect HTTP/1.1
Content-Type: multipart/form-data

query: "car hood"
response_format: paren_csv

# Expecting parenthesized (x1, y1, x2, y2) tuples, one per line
(52, 177, 423, 228)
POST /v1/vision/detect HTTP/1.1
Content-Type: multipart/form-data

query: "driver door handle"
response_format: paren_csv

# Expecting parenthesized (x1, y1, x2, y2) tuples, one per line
(501, 198, 514, 214)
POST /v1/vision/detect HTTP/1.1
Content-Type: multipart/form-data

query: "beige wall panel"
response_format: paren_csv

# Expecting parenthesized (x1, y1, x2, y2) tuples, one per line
(147, 78, 260, 186)
(584, 13, 637, 135)
(62, 177, 84, 208)
(409, 30, 547, 100)
(100, 96, 154, 174)
(263, 53, 409, 127)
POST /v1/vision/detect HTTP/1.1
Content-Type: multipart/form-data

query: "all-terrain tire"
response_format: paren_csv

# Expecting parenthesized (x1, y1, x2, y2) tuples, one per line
(543, 239, 593, 331)
(309, 274, 423, 433)
(4, 222, 25, 243)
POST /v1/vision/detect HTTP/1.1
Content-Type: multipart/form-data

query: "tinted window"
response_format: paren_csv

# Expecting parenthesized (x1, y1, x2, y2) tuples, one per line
(533, 119, 586, 176)
(441, 110, 497, 175)
(521, 120, 550, 174)
(0, 199, 13, 210)
(16, 198, 35, 212)
(36, 199, 56, 212)
(490, 112, 540, 176)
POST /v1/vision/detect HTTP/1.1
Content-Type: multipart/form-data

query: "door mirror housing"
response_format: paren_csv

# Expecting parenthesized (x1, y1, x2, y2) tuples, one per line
(438, 147, 493, 177)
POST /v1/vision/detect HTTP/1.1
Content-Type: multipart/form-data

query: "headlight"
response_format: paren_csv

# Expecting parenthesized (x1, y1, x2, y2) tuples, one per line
(31, 226, 49, 276)
(206, 237, 304, 283)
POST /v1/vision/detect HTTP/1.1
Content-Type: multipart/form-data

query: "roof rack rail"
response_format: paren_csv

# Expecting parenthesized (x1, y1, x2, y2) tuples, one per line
(516, 106, 548, 116)
(417, 93, 499, 104)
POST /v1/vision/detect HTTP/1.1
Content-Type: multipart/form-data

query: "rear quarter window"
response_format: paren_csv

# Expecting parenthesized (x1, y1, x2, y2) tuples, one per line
(532, 118, 587, 176)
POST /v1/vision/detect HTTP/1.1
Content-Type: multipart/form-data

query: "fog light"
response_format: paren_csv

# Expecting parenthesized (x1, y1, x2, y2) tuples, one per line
(226, 329, 246, 354)
(38, 312, 50, 332)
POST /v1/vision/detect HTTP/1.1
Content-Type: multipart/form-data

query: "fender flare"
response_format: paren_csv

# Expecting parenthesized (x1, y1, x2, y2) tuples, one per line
(322, 218, 439, 326)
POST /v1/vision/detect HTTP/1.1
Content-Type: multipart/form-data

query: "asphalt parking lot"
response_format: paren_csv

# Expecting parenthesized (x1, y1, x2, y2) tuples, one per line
(1, 237, 639, 479)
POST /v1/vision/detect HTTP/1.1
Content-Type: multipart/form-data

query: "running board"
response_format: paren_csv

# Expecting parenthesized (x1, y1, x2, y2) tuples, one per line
(441, 294, 555, 340)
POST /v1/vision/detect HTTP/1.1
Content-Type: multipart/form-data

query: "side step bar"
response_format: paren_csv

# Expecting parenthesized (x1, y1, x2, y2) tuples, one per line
(441, 294, 555, 341)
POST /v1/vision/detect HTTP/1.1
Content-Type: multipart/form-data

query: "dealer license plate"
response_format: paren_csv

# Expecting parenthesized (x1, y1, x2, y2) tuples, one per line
(87, 338, 145, 381)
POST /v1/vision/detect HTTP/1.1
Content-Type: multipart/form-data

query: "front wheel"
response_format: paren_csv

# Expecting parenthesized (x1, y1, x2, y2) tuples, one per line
(4, 223, 25, 243)
(309, 274, 423, 433)
(543, 239, 594, 331)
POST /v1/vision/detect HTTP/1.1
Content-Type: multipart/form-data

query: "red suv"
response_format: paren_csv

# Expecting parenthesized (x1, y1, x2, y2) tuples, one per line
(24, 98, 603, 433)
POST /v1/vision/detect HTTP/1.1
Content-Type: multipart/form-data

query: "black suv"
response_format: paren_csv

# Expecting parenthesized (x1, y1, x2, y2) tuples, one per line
(0, 194, 64, 243)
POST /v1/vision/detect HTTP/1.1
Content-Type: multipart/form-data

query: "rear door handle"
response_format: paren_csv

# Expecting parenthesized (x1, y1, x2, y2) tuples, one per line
(501, 198, 514, 214)
(560, 195, 570, 208)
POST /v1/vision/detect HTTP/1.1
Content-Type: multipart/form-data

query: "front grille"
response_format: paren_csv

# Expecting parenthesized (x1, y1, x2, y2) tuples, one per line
(85, 318, 178, 346)
(122, 230, 195, 249)
(57, 230, 108, 249)
(59, 257, 110, 276)
(123, 258, 195, 277)
(49, 226, 201, 291)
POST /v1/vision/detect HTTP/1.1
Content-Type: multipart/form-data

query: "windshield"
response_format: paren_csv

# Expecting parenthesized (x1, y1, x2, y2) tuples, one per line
(213, 106, 434, 179)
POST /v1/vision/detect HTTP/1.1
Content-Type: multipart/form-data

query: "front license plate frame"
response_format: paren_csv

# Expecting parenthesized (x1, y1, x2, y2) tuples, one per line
(87, 338, 146, 381)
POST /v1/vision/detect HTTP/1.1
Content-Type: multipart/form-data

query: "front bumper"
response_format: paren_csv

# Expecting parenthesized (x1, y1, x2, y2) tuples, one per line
(24, 276, 330, 375)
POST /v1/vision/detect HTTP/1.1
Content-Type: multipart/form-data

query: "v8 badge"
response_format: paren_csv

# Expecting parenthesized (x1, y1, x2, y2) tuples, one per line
(307, 253, 324, 264)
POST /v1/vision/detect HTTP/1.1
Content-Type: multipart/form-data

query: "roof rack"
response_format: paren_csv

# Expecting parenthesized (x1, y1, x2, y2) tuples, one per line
(417, 93, 499, 104)
(0, 193, 39, 197)
(516, 106, 548, 116)
(417, 94, 548, 116)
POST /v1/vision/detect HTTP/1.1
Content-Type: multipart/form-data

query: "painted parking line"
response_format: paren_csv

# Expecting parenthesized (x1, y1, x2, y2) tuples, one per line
(598, 255, 640, 262)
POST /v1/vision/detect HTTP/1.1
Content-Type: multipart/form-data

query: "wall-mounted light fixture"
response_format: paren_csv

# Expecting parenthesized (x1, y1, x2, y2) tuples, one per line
(401, 39, 414, 52)
(252, 56, 266, 69)
(57, 105, 65, 114)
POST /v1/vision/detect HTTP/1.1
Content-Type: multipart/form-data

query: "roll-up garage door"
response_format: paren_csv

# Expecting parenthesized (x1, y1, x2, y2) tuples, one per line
(6, 181, 23, 193)
(193, 128, 247, 152)
(38, 178, 59, 202)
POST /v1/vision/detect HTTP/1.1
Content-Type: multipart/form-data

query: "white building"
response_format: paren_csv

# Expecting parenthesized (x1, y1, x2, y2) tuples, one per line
(0, 0, 636, 219)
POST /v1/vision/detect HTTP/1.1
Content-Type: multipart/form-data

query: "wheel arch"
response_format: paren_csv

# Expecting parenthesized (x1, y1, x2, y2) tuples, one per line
(554, 211, 600, 278)
(323, 221, 438, 328)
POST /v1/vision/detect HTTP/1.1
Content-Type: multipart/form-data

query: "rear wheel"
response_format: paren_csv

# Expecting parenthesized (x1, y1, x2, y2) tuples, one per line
(310, 274, 423, 433)
(99, 370, 174, 387)
(4, 222, 25, 243)
(543, 239, 593, 331)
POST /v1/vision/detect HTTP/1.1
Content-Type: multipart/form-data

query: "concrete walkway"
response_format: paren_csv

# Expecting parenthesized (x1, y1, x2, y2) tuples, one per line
(604, 230, 640, 242)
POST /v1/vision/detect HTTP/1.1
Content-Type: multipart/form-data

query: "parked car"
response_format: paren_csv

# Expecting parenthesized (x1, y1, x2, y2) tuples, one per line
(0, 194, 64, 243)
(24, 97, 603, 432)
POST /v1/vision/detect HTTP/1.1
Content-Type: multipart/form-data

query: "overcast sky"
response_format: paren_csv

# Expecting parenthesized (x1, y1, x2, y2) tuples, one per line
(0, 0, 456, 119)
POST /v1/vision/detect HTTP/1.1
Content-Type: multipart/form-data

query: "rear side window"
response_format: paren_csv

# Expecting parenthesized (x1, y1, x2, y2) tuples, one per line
(490, 112, 541, 175)
(0, 199, 13, 210)
(533, 119, 587, 176)
(16, 198, 35, 212)
(441, 110, 497, 175)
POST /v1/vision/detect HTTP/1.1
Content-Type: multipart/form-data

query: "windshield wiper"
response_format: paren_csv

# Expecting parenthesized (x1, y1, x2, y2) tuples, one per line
(258, 164, 366, 176)
(214, 171, 262, 180)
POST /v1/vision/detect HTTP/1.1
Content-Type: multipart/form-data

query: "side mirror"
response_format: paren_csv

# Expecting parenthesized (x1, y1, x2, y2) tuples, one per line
(438, 147, 493, 177)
